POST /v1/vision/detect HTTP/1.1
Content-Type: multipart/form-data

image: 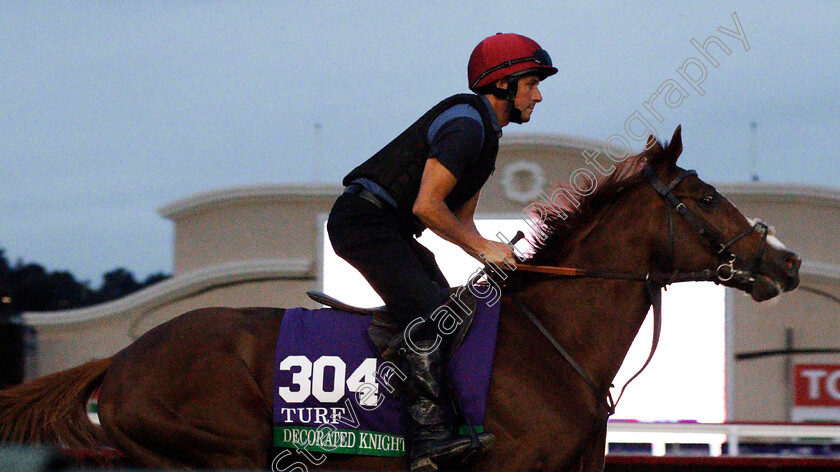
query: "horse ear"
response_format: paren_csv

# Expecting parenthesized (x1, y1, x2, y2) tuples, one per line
(645, 134, 662, 152)
(665, 125, 683, 163)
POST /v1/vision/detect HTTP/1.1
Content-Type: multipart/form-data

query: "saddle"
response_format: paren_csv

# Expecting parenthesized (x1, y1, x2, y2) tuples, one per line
(306, 288, 478, 362)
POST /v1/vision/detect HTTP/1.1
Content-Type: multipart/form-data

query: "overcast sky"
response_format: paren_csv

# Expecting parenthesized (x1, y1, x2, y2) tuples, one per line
(1, 1, 838, 284)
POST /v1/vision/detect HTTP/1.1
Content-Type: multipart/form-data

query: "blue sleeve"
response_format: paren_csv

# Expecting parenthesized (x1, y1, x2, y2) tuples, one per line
(427, 105, 485, 180)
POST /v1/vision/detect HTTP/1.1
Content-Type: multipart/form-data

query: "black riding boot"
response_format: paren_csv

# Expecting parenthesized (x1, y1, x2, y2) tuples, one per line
(404, 339, 495, 472)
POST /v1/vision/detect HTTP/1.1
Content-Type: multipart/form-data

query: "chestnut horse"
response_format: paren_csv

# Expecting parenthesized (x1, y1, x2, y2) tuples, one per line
(1, 128, 800, 471)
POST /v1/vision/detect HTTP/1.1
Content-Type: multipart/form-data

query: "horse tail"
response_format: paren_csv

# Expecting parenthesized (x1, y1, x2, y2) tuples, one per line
(0, 357, 112, 448)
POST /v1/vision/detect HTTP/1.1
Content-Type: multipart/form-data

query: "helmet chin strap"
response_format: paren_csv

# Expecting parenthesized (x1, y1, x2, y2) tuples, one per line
(492, 76, 524, 124)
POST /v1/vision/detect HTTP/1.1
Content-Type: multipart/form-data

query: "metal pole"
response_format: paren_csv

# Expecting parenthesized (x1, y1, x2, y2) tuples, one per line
(749, 121, 759, 182)
(314, 122, 323, 183)
(784, 328, 794, 421)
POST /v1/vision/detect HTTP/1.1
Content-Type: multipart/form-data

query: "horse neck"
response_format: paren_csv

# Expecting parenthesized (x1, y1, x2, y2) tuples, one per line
(514, 187, 662, 392)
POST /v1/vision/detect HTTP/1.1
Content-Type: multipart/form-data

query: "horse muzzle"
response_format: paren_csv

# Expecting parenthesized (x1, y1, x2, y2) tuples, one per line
(750, 248, 801, 301)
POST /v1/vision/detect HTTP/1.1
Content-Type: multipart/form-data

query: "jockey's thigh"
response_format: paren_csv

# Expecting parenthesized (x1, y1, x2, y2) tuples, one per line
(327, 193, 449, 324)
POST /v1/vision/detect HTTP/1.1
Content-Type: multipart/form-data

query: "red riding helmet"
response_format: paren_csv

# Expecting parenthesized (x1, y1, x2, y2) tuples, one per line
(468, 33, 558, 92)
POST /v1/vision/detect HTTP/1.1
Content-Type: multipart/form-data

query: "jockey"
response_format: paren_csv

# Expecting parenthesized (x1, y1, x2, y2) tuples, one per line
(327, 33, 557, 471)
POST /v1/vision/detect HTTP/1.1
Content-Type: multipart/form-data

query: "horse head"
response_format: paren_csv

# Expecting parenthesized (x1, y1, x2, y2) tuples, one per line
(490, 126, 803, 472)
(642, 126, 800, 300)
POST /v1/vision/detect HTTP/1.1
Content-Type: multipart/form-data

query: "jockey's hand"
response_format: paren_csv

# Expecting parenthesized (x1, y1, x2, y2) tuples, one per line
(478, 239, 519, 268)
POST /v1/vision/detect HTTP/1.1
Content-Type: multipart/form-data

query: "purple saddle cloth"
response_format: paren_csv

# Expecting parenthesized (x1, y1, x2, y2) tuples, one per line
(272, 292, 501, 457)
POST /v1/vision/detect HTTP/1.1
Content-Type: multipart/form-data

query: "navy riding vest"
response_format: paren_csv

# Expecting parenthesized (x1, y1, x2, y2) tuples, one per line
(343, 94, 500, 235)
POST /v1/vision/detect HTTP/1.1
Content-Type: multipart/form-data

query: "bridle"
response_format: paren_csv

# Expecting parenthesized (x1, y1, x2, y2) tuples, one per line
(503, 164, 771, 457)
(642, 166, 769, 286)
(508, 166, 770, 286)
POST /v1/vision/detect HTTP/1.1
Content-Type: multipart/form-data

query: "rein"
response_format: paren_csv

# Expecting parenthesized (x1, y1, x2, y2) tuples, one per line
(512, 263, 715, 284)
(506, 164, 770, 422)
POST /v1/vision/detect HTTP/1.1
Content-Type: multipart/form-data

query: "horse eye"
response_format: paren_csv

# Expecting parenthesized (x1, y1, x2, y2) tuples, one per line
(700, 194, 716, 206)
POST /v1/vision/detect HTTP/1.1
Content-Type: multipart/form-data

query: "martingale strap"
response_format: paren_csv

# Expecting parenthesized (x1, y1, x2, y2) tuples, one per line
(511, 296, 607, 408)
(512, 282, 663, 417)
(613, 283, 663, 408)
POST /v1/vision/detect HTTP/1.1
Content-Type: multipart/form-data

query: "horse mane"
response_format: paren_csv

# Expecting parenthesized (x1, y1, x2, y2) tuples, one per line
(522, 140, 668, 266)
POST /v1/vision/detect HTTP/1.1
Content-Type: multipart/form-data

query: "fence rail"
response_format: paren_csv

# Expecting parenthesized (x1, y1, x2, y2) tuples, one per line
(606, 421, 840, 456)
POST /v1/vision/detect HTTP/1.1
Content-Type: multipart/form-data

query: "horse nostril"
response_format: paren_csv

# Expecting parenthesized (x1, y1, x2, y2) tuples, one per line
(784, 254, 801, 271)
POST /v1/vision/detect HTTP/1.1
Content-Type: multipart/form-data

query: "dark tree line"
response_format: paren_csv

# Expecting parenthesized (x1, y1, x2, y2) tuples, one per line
(0, 248, 169, 314)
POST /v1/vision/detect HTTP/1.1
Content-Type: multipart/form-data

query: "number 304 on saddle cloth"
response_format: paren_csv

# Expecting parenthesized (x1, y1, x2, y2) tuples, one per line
(273, 296, 501, 457)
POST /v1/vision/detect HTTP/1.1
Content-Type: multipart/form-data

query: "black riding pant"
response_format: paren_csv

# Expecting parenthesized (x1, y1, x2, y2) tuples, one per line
(327, 189, 450, 329)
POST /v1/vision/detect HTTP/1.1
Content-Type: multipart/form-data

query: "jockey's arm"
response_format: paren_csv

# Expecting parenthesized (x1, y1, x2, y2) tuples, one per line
(413, 158, 515, 265)
(454, 188, 481, 236)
